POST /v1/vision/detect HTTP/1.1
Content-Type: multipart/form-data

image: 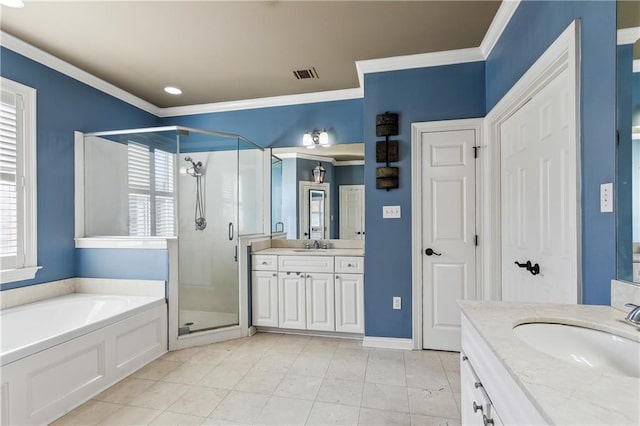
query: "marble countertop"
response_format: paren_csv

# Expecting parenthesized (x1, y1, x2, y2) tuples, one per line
(459, 301, 640, 425)
(252, 247, 364, 256)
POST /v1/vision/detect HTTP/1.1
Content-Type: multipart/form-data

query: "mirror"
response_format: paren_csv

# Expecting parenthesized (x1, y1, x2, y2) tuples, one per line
(271, 143, 364, 240)
(616, 0, 640, 283)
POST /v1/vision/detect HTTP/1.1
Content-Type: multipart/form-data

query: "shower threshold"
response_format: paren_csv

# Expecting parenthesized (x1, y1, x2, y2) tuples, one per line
(179, 309, 238, 334)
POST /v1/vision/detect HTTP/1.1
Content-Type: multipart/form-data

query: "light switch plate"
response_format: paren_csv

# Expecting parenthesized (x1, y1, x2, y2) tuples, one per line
(600, 183, 613, 213)
(383, 205, 401, 219)
(393, 297, 401, 310)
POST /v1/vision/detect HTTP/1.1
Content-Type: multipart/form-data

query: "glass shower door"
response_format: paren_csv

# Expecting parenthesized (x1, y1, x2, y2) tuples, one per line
(177, 133, 239, 334)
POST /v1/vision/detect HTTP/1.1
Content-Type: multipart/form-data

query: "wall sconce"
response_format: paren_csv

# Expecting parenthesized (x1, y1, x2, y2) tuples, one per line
(312, 162, 326, 183)
(303, 130, 330, 149)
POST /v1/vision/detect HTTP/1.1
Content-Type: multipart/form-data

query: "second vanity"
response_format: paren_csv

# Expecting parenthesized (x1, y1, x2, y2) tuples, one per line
(459, 301, 640, 425)
(251, 244, 364, 335)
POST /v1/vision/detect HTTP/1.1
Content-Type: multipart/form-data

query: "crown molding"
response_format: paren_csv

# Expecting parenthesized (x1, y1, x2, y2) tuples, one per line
(335, 160, 364, 167)
(0, 31, 161, 116)
(158, 88, 363, 117)
(355, 47, 484, 88)
(479, 0, 521, 58)
(273, 152, 364, 166)
(634, 60, 640, 74)
(618, 27, 640, 45)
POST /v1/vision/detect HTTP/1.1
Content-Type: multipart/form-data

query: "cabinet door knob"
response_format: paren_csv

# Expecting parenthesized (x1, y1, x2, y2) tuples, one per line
(483, 415, 494, 426)
(472, 401, 483, 413)
(335, 275, 340, 279)
(474, 382, 483, 389)
(272, 273, 277, 277)
(307, 274, 311, 278)
(262, 261, 268, 265)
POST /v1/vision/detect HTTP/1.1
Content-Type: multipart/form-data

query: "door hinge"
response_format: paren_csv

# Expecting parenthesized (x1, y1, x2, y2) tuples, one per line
(473, 146, 479, 159)
(475, 235, 478, 246)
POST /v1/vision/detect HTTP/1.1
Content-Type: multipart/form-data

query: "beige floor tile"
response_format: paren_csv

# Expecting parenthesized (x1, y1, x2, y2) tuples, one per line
(407, 388, 460, 419)
(365, 360, 407, 386)
(149, 411, 205, 425)
(358, 407, 411, 425)
(255, 396, 313, 425)
(445, 370, 460, 393)
(209, 390, 270, 423)
(201, 417, 245, 425)
(161, 347, 205, 363)
(410, 414, 461, 426)
(94, 377, 156, 404)
(306, 402, 360, 425)
(326, 358, 367, 382)
(437, 352, 460, 373)
(167, 386, 228, 417)
(198, 365, 247, 389)
(289, 354, 332, 377)
(336, 338, 365, 350)
(100, 405, 162, 425)
(51, 400, 122, 425)
(273, 373, 323, 400)
(251, 351, 298, 373)
(185, 349, 230, 368)
(368, 349, 405, 363)
(405, 366, 451, 392)
(133, 359, 184, 381)
(162, 362, 214, 385)
(317, 378, 364, 407)
(129, 381, 190, 410)
(361, 382, 409, 413)
(234, 370, 284, 394)
(404, 351, 443, 371)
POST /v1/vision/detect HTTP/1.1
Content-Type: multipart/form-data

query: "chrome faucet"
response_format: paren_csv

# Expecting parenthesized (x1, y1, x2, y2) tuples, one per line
(624, 303, 640, 325)
(313, 240, 320, 249)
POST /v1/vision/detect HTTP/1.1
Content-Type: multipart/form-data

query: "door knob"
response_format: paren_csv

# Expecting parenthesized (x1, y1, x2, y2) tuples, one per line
(425, 248, 442, 256)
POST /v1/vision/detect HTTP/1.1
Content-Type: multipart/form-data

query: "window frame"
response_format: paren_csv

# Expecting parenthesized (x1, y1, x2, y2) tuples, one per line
(0, 77, 39, 284)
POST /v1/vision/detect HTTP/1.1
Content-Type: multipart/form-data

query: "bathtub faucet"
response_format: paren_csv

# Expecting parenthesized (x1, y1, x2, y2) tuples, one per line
(313, 240, 320, 249)
(624, 303, 640, 325)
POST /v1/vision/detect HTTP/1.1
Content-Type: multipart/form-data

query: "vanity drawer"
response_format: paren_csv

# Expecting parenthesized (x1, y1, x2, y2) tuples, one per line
(335, 256, 364, 274)
(253, 255, 278, 271)
(278, 256, 334, 273)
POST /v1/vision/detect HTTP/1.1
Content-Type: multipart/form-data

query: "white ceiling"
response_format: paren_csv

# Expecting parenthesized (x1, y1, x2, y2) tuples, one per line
(0, 1, 501, 108)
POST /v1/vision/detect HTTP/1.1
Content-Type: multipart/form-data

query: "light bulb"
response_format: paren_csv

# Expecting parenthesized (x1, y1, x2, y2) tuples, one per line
(319, 131, 329, 145)
(302, 132, 313, 146)
(0, 0, 25, 8)
(164, 86, 182, 95)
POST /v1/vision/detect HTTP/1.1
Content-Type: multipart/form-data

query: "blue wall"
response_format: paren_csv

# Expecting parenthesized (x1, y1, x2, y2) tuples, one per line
(486, 0, 617, 305)
(363, 63, 486, 338)
(163, 99, 363, 148)
(0, 47, 160, 290)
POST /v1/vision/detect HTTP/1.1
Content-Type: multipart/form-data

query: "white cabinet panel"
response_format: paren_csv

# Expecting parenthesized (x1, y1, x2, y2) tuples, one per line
(252, 271, 279, 327)
(305, 273, 335, 331)
(334, 256, 364, 274)
(334, 273, 364, 333)
(253, 255, 278, 271)
(278, 272, 306, 329)
(278, 256, 334, 273)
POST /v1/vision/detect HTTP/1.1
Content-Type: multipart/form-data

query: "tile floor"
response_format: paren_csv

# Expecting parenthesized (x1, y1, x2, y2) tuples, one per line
(52, 333, 461, 425)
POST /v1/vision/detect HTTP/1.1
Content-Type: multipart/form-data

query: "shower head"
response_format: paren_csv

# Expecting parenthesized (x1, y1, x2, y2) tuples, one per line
(184, 156, 203, 176)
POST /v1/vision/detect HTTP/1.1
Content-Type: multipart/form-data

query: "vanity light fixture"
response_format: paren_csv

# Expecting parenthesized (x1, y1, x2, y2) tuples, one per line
(312, 162, 326, 184)
(164, 86, 183, 95)
(302, 130, 330, 149)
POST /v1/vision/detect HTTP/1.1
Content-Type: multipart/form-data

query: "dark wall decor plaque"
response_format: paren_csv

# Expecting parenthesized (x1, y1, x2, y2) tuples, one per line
(376, 166, 399, 189)
(376, 112, 399, 137)
(376, 140, 399, 163)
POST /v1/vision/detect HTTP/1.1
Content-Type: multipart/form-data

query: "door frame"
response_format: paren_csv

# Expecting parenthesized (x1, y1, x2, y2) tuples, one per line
(483, 20, 581, 303)
(411, 118, 484, 350)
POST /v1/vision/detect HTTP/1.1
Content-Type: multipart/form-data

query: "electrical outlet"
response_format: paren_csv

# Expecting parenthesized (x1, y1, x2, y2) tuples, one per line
(393, 297, 401, 310)
(600, 183, 613, 213)
(383, 205, 401, 219)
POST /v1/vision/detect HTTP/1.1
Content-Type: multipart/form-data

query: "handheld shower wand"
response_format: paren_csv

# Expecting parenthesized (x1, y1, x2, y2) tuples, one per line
(184, 156, 206, 230)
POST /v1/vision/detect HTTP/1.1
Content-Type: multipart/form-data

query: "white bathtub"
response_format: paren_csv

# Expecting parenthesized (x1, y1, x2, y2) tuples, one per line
(0, 292, 167, 425)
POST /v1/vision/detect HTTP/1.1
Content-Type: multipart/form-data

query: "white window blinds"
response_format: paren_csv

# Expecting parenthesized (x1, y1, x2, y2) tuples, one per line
(127, 142, 175, 237)
(0, 89, 23, 270)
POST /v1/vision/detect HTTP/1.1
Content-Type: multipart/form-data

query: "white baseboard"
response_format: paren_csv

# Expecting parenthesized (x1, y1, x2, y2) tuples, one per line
(362, 336, 414, 350)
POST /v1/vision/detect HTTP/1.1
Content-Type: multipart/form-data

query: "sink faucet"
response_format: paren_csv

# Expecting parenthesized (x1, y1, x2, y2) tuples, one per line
(313, 240, 320, 249)
(624, 303, 640, 325)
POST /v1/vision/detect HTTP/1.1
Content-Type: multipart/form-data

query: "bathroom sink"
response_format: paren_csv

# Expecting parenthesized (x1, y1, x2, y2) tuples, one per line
(513, 323, 640, 377)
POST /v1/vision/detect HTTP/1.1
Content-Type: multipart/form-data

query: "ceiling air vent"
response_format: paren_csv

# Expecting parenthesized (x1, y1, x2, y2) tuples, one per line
(293, 67, 319, 80)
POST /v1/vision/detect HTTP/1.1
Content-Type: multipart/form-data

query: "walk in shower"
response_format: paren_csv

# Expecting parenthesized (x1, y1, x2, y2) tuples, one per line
(81, 126, 264, 338)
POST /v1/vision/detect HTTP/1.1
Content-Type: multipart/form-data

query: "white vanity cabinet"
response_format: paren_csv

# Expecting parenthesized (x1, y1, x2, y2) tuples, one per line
(251, 252, 364, 334)
(334, 256, 364, 333)
(461, 352, 503, 426)
(251, 255, 279, 327)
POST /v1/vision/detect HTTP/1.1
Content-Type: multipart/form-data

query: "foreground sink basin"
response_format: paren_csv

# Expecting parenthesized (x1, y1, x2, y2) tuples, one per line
(513, 323, 640, 378)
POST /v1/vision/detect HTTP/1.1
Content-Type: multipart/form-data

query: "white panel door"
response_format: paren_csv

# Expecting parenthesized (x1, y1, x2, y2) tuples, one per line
(278, 272, 306, 329)
(339, 185, 365, 239)
(500, 67, 578, 304)
(252, 271, 279, 327)
(421, 129, 476, 351)
(334, 273, 364, 333)
(305, 273, 335, 331)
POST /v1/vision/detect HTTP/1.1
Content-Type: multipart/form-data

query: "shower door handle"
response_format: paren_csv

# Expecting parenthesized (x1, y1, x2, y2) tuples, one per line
(234, 245, 238, 262)
(228, 222, 234, 241)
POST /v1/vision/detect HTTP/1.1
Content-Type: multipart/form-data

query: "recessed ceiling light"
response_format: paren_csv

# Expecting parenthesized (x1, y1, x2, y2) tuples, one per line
(164, 86, 182, 95)
(0, 0, 25, 8)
